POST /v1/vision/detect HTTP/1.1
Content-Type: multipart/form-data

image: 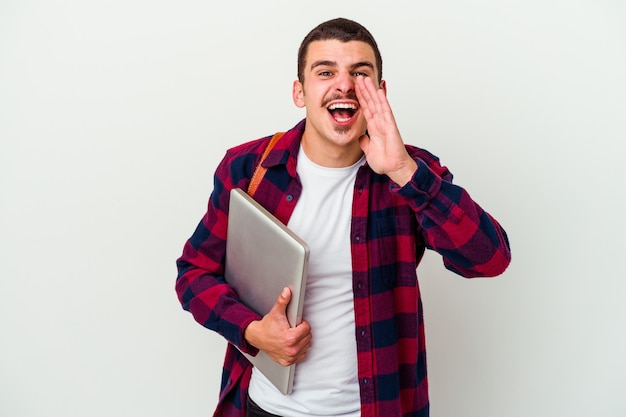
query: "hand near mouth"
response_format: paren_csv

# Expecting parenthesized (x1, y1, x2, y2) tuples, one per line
(355, 76, 418, 187)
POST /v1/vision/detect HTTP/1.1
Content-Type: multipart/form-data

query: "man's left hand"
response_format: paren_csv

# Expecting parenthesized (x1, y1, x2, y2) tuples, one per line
(355, 76, 417, 187)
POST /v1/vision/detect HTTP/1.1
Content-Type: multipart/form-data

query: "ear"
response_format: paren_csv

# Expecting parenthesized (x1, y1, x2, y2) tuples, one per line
(379, 79, 387, 95)
(292, 80, 305, 108)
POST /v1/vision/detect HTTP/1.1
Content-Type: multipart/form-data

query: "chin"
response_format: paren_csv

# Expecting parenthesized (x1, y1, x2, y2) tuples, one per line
(332, 121, 366, 136)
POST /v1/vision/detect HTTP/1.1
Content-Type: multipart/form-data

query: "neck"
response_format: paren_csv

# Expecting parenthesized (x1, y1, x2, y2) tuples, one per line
(301, 131, 364, 168)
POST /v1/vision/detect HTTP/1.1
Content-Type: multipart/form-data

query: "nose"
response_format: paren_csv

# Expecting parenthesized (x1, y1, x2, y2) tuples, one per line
(335, 70, 355, 94)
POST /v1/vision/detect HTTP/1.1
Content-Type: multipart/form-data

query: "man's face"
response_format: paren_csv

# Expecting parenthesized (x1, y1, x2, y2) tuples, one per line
(293, 40, 384, 164)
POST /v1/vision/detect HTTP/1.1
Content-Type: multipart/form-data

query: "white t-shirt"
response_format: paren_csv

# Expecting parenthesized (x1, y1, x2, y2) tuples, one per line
(248, 147, 365, 417)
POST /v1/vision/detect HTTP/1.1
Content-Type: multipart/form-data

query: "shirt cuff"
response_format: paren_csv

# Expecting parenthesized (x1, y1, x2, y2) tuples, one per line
(392, 158, 443, 210)
(237, 315, 262, 356)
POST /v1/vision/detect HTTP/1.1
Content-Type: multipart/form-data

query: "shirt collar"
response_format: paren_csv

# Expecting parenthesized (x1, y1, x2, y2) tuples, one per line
(262, 119, 306, 178)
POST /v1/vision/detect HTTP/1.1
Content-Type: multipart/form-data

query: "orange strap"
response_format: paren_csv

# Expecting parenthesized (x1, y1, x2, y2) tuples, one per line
(248, 132, 285, 198)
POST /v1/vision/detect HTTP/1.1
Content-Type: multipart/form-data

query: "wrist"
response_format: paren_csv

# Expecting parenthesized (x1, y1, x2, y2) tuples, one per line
(244, 320, 262, 348)
(387, 159, 418, 187)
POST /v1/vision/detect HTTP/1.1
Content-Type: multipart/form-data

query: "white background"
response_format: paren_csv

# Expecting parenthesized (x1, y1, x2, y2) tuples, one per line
(1, 1, 625, 416)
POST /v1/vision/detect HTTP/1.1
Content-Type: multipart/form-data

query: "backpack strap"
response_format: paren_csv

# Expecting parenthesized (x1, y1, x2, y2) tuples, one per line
(248, 132, 285, 198)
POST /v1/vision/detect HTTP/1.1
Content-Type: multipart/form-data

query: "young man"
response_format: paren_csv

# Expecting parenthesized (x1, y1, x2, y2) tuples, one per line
(176, 18, 511, 417)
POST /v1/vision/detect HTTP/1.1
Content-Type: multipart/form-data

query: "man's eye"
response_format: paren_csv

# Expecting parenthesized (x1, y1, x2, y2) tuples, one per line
(319, 71, 333, 77)
(353, 72, 368, 77)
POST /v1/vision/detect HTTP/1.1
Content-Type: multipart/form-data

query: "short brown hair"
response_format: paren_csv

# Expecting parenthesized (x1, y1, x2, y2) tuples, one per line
(297, 18, 383, 84)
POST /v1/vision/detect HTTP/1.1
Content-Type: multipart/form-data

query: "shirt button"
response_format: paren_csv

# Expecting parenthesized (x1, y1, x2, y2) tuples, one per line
(286, 195, 294, 202)
(360, 329, 366, 337)
(355, 235, 360, 242)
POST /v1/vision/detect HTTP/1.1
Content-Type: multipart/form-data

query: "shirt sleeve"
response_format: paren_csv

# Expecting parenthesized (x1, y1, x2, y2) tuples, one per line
(394, 147, 511, 277)
(175, 152, 262, 355)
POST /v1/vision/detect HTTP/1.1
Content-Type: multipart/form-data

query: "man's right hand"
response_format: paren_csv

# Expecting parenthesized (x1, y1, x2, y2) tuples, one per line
(243, 287, 312, 366)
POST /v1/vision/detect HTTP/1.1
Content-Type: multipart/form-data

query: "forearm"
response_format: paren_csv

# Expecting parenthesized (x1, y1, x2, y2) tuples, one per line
(396, 153, 511, 277)
(175, 186, 262, 353)
(176, 246, 262, 353)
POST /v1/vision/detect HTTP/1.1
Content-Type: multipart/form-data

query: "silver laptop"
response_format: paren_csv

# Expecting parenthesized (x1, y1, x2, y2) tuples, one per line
(224, 188, 310, 395)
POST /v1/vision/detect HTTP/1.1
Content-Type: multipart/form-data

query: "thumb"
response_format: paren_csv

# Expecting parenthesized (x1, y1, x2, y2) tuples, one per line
(272, 287, 291, 315)
(358, 134, 370, 154)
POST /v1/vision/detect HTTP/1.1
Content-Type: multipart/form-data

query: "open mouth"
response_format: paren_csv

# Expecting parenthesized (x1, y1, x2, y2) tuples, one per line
(328, 102, 358, 123)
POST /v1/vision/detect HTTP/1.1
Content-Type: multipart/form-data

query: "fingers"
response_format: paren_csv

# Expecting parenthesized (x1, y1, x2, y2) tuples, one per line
(355, 76, 375, 120)
(356, 76, 385, 119)
(356, 76, 397, 142)
(280, 320, 312, 366)
(250, 287, 312, 366)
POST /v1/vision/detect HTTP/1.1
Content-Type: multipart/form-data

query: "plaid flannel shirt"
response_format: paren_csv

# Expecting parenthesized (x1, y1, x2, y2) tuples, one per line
(176, 119, 511, 417)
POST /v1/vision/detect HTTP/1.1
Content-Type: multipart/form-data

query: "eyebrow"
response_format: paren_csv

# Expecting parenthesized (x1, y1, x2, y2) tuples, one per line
(310, 60, 375, 73)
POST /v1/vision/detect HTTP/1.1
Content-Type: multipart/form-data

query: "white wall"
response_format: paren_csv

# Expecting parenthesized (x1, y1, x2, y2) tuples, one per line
(1, 1, 625, 416)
